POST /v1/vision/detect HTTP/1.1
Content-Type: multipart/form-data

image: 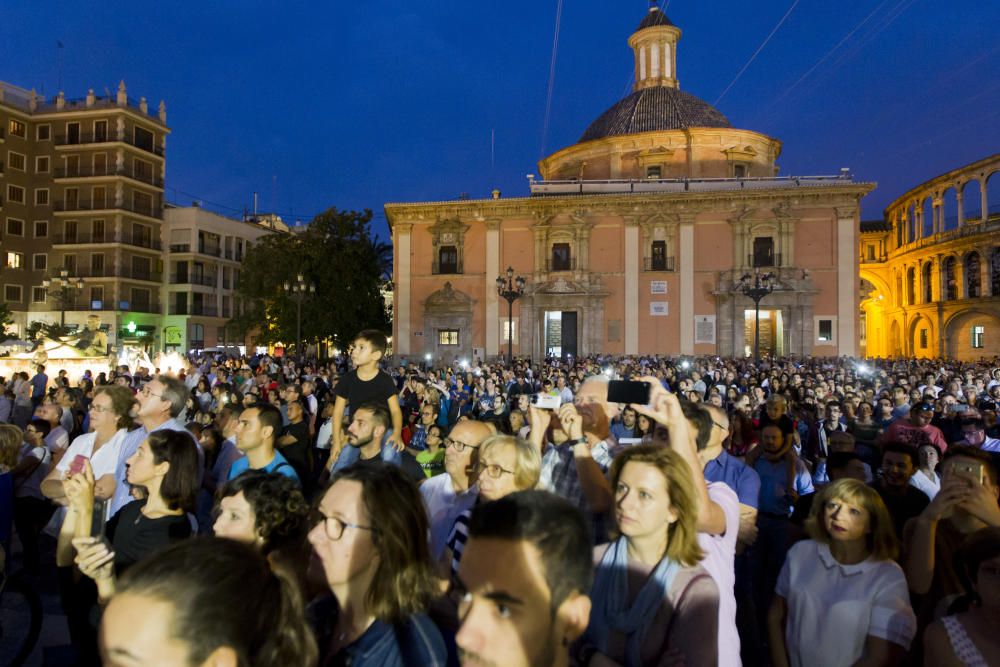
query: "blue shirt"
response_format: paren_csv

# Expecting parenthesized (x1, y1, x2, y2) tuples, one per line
(753, 457, 814, 516)
(227, 449, 300, 484)
(704, 450, 761, 509)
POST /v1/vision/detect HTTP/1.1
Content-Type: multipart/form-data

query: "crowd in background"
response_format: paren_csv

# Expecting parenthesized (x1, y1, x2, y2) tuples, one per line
(1, 333, 999, 666)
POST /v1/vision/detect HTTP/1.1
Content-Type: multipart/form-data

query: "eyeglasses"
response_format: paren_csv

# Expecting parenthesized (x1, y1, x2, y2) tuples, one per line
(89, 404, 112, 413)
(445, 437, 479, 453)
(139, 385, 163, 399)
(477, 462, 516, 479)
(312, 511, 377, 541)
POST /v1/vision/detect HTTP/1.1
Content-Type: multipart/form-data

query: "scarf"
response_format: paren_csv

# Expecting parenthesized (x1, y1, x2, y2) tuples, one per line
(586, 537, 681, 667)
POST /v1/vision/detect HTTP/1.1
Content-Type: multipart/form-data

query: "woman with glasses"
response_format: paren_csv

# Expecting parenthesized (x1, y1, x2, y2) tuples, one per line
(441, 434, 541, 578)
(308, 464, 447, 666)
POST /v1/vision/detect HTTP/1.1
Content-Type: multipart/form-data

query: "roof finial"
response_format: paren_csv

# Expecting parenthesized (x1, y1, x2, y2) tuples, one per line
(648, 0, 658, 11)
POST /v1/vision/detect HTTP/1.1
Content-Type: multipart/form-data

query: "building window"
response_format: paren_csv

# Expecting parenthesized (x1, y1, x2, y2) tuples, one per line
(816, 317, 836, 344)
(972, 325, 985, 349)
(91, 254, 105, 275)
(131, 288, 151, 312)
(7, 185, 25, 204)
(733, 163, 748, 178)
(94, 119, 108, 142)
(35, 155, 50, 173)
(63, 254, 76, 274)
(6, 218, 25, 236)
(650, 240, 668, 271)
(93, 219, 106, 242)
(992, 249, 1000, 296)
(66, 122, 80, 144)
(32, 254, 47, 271)
(646, 165, 662, 179)
(438, 246, 458, 274)
(752, 236, 775, 267)
(8, 120, 26, 138)
(943, 257, 957, 300)
(5, 252, 24, 269)
(966, 253, 981, 298)
(438, 329, 459, 346)
(906, 267, 916, 305)
(34, 221, 48, 238)
(551, 243, 572, 271)
(133, 126, 154, 152)
(35, 189, 49, 206)
(919, 329, 928, 349)
(866, 244, 875, 261)
(923, 262, 933, 302)
(190, 324, 205, 349)
(8, 152, 26, 172)
(90, 286, 104, 309)
(36, 124, 51, 141)
(4, 285, 22, 303)
(32, 287, 47, 303)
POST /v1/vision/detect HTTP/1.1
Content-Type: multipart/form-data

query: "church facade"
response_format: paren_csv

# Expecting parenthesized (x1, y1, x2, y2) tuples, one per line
(386, 5, 873, 362)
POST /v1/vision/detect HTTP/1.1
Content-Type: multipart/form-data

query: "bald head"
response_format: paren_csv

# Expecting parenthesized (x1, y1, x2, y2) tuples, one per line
(450, 418, 493, 448)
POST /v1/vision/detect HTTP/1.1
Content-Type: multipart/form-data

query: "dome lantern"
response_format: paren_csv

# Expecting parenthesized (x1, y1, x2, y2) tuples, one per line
(629, 1, 682, 92)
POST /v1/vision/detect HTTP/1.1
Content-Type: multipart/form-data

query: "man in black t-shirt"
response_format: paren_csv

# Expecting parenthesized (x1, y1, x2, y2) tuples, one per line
(330, 330, 404, 462)
(277, 400, 312, 484)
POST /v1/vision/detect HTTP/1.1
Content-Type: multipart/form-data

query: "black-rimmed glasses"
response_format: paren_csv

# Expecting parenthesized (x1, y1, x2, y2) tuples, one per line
(312, 511, 377, 541)
(445, 437, 479, 453)
(477, 462, 516, 479)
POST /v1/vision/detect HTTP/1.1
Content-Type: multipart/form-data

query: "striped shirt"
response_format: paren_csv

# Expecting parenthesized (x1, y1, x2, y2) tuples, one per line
(445, 508, 473, 578)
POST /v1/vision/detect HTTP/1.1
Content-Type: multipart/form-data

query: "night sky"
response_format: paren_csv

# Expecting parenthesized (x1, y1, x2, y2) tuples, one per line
(4, 1, 998, 239)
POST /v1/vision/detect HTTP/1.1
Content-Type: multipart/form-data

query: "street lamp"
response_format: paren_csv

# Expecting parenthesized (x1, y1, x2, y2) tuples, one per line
(42, 268, 84, 328)
(735, 271, 775, 362)
(496, 266, 526, 364)
(283, 273, 315, 359)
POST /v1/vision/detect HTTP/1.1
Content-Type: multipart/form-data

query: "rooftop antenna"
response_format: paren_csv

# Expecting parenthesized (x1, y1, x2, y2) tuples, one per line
(253, 191, 258, 220)
(56, 41, 64, 93)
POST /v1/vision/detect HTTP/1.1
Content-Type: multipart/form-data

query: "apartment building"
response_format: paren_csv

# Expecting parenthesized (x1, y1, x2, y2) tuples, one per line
(0, 80, 168, 349)
(162, 205, 278, 352)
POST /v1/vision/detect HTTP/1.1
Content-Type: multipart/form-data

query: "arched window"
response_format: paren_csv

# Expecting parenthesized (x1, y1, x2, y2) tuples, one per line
(966, 252, 981, 298)
(922, 262, 933, 303)
(943, 257, 957, 300)
(895, 273, 903, 307)
(990, 248, 1000, 296)
(906, 267, 916, 305)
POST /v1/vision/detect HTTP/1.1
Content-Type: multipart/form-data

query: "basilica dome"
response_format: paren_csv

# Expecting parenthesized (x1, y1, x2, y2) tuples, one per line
(579, 86, 732, 143)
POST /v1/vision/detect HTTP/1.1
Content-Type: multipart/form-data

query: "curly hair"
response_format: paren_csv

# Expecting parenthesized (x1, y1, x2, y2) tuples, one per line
(219, 471, 310, 555)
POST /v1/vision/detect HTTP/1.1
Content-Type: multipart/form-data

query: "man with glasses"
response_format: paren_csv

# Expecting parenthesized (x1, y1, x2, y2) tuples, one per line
(421, 418, 491, 560)
(109, 375, 201, 516)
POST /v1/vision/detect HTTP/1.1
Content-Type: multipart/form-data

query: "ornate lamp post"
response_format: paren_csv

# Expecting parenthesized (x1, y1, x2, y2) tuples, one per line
(496, 266, 526, 364)
(283, 274, 315, 358)
(42, 268, 84, 328)
(735, 271, 774, 362)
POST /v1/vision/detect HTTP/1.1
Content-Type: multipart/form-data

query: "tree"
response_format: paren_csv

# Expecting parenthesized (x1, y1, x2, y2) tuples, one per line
(230, 207, 391, 353)
(0, 301, 13, 338)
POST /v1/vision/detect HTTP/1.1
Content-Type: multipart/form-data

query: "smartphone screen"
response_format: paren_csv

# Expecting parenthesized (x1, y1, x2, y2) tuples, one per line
(69, 454, 88, 476)
(607, 380, 651, 405)
(91, 498, 108, 539)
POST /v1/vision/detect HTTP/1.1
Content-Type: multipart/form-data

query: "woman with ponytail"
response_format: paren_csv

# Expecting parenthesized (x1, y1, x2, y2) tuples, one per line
(100, 537, 317, 667)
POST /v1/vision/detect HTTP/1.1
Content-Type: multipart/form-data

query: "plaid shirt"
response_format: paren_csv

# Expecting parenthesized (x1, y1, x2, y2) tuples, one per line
(539, 439, 613, 543)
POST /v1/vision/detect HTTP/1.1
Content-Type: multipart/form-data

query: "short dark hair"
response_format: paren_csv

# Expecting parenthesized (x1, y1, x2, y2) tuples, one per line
(827, 451, 862, 472)
(251, 403, 283, 443)
(354, 401, 390, 432)
(467, 490, 593, 611)
(354, 329, 388, 357)
(680, 400, 712, 451)
(28, 418, 50, 438)
(881, 442, 917, 467)
(960, 417, 987, 431)
(146, 430, 200, 512)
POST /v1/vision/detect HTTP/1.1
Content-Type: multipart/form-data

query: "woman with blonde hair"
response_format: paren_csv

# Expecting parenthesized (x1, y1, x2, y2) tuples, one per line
(0, 423, 23, 556)
(442, 434, 541, 577)
(577, 444, 719, 667)
(768, 478, 916, 667)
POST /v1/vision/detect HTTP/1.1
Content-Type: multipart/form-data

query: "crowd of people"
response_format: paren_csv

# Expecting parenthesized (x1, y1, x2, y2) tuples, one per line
(1, 329, 1000, 666)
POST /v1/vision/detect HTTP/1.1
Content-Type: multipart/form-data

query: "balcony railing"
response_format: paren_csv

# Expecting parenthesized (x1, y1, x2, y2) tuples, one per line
(120, 233, 162, 250)
(860, 253, 888, 264)
(170, 274, 217, 287)
(545, 258, 576, 272)
(54, 165, 164, 188)
(118, 267, 161, 282)
(169, 304, 219, 317)
(53, 199, 163, 219)
(198, 245, 222, 257)
(431, 260, 463, 275)
(52, 232, 111, 245)
(55, 132, 165, 157)
(528, 173, 858, 196)
(643, 256, 676, 272)
(170, 243, 191, 253)
(69, 299, 161, 313)
(748, 253, 782, 268)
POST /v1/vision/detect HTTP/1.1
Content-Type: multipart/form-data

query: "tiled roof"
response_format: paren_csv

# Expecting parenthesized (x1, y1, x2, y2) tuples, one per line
(638, 7, 674, 30)
(579, 86, 731, 142)
(860, 219, 891, 233)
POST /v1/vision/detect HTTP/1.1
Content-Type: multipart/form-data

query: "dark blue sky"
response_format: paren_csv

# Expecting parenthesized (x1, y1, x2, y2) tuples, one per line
(4, 1, 998, 239)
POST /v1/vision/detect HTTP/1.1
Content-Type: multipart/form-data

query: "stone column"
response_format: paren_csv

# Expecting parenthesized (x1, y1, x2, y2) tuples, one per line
(835, 207, 857, 357)
(485, 219, 500, 358)
(957, 189, 965, 228)
(624, 216, 640, 355)
(679, 216, 695, 354)
(395, 223, 412, 355)
(981, 178, 989, 223)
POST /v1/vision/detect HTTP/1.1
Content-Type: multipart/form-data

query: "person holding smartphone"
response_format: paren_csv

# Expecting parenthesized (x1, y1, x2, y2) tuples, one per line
(903, 445, 1000, 650)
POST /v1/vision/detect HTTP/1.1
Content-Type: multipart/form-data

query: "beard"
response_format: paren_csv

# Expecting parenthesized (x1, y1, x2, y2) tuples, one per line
(347, 432, 373, 449)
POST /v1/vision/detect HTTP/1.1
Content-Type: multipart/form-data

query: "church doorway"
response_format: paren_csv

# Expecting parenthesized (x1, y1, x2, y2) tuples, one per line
(544, 311, 578, 359)
(743, 309, 783, 358)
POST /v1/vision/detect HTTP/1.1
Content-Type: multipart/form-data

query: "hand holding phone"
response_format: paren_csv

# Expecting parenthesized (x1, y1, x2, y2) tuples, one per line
(607, 380, 651, 405)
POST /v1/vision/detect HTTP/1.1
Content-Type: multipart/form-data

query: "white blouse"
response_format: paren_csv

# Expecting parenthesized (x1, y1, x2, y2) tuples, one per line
(909, 469, 941, 500)
(776, 540, 916, 667)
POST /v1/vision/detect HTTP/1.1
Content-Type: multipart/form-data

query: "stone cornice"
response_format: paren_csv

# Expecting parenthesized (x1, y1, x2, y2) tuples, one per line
(384, 183, 875, 229)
